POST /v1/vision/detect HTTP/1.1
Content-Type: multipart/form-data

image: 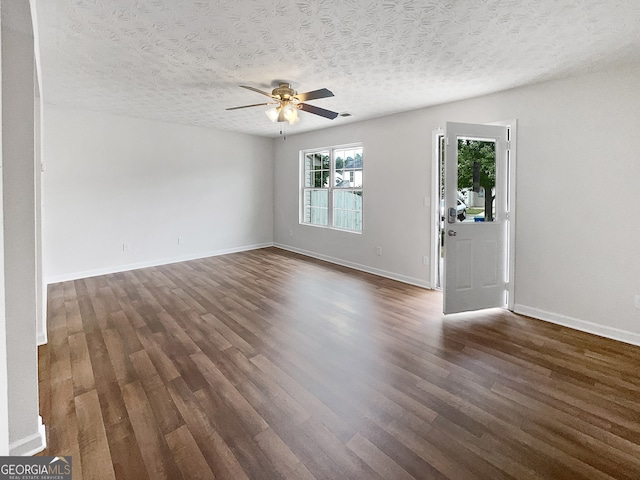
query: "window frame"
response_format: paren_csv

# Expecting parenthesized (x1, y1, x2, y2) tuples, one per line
(300, 143, 363, 233)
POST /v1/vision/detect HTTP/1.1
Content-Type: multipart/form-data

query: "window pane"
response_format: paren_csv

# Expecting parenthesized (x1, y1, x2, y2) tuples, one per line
(314, 170, 327, 188)
(457, 139, 496, 223)
(304, 189, 328, 226)
(334, 147, 363, 189)
(305, 152, 330, 188)
(334, 189, 343, 209)
(333, 190, 362, 231)
(334, 209, 343, 228)
(354, 210, 362, 231)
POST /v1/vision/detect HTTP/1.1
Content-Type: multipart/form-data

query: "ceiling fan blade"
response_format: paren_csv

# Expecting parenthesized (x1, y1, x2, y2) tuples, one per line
(295, 88, 334, 102)
(226, 102, 275, 111)
(240, 85, 275, 98)
(298, 103, 339, 120)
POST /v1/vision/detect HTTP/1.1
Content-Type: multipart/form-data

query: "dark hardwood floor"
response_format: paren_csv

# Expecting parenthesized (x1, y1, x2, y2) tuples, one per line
(38, 247, 640, 479)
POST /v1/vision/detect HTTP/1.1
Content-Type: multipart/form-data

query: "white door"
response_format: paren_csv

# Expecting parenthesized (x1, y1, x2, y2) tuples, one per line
(443, 122, 510, 314)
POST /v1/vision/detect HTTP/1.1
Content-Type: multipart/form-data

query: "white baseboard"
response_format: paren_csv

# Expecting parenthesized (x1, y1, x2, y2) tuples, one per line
(514, 304, 640, 347)
(38, 280, 48, 345)
(9, 416, 46, 456)
(45, 243, 274, 284)
(274, 243, 432, 289)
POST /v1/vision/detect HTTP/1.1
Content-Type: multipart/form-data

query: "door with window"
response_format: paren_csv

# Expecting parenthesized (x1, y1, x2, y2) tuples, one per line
(443, 122, 511, 314)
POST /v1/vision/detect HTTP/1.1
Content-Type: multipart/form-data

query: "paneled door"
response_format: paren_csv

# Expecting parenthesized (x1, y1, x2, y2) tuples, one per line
(443, 122, 510, 314)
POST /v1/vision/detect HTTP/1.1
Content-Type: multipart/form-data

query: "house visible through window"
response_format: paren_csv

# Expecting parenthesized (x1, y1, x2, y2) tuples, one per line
(301, 144, 363, 232)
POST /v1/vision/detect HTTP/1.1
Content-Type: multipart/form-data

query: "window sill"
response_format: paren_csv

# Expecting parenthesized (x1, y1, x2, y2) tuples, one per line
(299, 222, 362, 235)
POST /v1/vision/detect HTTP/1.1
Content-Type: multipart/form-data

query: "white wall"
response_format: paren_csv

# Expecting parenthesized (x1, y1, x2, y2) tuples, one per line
(30, 0, 44, 347)
(275, 114, 434, 287)
(43, 107, 274, 282)
(2, 0, 44, 455)
(274, 62, 640, 345)
(34, 94, 44, 345)
(0, 0, 8, 457)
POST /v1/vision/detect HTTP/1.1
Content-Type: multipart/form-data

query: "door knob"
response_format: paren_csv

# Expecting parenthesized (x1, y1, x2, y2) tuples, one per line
(448, 230, 457, 236)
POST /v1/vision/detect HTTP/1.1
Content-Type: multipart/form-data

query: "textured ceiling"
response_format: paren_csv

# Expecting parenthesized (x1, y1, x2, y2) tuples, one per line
(35, 0, 640, 138)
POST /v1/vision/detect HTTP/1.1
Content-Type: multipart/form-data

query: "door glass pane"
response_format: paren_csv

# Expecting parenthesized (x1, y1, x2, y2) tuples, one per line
(457, 138, 496, 223)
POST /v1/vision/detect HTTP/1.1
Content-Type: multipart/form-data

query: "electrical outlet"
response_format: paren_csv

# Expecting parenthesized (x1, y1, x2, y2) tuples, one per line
(423, 256, 429, 266)
(178, 236, 183, 245)
(635, 295, 640, 310)
(375, 246, 382, 256)
(122, 243, 130, 252)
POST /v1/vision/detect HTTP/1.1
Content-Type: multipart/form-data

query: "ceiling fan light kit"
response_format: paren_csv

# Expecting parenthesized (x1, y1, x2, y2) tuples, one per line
(265, 107, 280, 123)
(264, 102, 299, 125)
(282, 104, 300, 124)
(227, 82, 338, 126)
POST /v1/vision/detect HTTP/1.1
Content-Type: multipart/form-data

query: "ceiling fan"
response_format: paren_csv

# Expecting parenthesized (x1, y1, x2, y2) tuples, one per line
(226, 82, 339, 125)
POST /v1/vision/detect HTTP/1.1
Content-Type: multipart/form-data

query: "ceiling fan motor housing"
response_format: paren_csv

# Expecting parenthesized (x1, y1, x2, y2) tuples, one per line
(272, 83, 297, 100)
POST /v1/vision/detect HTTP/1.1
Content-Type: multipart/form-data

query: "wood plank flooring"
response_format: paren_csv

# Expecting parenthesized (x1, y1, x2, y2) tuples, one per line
(38, 247, 640, 479)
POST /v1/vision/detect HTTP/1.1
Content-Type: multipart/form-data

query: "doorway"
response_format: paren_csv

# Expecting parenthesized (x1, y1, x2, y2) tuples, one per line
(431, 121, 517, 314)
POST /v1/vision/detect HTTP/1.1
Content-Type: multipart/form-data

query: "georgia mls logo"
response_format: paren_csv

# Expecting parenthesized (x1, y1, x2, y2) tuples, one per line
(48, 457, 71, 474)
(0, 455, 72, 480)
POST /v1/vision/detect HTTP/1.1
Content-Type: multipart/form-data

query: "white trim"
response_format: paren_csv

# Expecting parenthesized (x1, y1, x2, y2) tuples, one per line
(299, 220, 362, 235)
(430, 128, 443, 290)
(45, 243, 273, 284)
(514, 304, 640, 347)
(274, 243, 432, 289)
(37, 278, 47, 345)
(9, 416, 46, 456)
(29, 0, 43, 98)
(491, 119, 518, 310)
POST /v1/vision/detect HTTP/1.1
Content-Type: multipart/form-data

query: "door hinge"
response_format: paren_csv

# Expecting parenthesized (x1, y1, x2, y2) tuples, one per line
(505, 212, 511, 221)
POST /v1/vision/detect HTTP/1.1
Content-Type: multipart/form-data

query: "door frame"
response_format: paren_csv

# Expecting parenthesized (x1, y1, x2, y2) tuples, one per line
(430, 120, 517, 311)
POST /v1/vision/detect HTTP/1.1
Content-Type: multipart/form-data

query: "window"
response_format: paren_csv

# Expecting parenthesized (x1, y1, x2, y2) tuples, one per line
(301, 144, 363, 232)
